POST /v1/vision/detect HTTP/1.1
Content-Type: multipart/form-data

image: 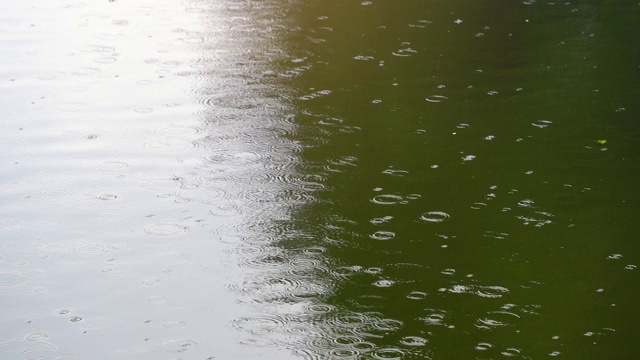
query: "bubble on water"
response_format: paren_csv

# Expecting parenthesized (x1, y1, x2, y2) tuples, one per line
(462, 154, 476, 162)
(487, 90, 498, 96)
(484, 135, 495, 140)
(162, 339, 197, 353)
(144, 224, 188, 236)
(420, 211, 450, 223)
(69, 316, 83, 322)
(625, 264, 636, 270)
(370, 231, 395, 241)
(532, 120, 552, 128)
(550, 351, 561, 356)
(425, 95, 448, 103)
(607, 254, 622, 260)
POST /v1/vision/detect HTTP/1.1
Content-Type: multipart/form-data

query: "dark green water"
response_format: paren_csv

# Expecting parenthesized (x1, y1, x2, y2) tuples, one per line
(1, 0, 639, 359)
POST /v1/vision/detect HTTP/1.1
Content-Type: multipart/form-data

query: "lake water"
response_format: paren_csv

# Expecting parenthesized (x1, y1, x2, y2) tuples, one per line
(1, 0, 639, 359)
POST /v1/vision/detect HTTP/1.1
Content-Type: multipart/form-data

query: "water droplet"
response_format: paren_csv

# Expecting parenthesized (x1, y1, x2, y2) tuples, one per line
(144, 224, 188, 236)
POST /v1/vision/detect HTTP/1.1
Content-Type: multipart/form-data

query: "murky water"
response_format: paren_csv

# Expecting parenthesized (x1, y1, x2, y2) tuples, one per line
(1, 0, 639, 359)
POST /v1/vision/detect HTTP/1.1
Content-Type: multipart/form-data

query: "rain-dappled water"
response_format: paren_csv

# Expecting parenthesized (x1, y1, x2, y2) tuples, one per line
(1, 0, 639, 359)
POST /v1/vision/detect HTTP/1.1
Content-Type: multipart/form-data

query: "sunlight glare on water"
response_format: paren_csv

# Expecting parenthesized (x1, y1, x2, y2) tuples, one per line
(1, 0, 639, 359)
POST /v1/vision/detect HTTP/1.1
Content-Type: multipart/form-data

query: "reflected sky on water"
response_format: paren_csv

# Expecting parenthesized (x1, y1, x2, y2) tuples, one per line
(1, 0, 639, 359)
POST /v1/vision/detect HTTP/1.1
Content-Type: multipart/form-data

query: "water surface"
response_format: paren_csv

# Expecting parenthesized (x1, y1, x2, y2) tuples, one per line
(1, 0, 639, 359)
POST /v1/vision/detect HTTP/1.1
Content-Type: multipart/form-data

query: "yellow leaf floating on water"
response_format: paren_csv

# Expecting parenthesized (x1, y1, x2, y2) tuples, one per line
(596, 139, 607, 145)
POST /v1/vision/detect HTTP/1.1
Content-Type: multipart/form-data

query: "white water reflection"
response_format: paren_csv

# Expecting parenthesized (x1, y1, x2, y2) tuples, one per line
(0, 0, 324, 358)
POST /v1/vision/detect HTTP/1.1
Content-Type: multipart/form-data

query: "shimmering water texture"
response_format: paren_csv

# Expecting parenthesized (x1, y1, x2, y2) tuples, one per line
(1, 0, 639, 359)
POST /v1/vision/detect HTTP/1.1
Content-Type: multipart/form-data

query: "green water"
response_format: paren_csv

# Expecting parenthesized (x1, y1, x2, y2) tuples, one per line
(269, 1, 640, 358)
(1, 0, 638, 359)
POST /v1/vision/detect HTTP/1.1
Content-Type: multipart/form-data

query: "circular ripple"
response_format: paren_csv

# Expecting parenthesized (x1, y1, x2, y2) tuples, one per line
(144, 224, 188, 236)
(155, 125, 201, 137)
(142, 179, 183, 191)
(425, 95, 448, 103)
(0, 272, 28, 287)
(306, 304, 334, 314)
(25, 332, 48, 341)
(98, 161, 128, 171)
(406, 291, 428, 300)
(144, 139, 194, 151)
(209, 203, 243, 216)
(231, 314, 287, 335)
(475, 342, 493, 351)
(532, 120, 552, 128)
(162, 339, 197, 353)
(501, 348, 521, 356)
(372, 348, 405, 359)
(0, 220, 23, 229)
(42, 189, 72, 198)
(96, 193, 117, 200)
(420, 211, 450, 223)
(0, 139, 27, 151)
(400, 336, 427, 346)
(370, 231, 395, 241)
(371, 194, 404, 205)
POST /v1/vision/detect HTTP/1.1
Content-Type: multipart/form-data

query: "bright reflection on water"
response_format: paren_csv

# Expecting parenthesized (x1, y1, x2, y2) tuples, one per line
(1, 0, 640, 359)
